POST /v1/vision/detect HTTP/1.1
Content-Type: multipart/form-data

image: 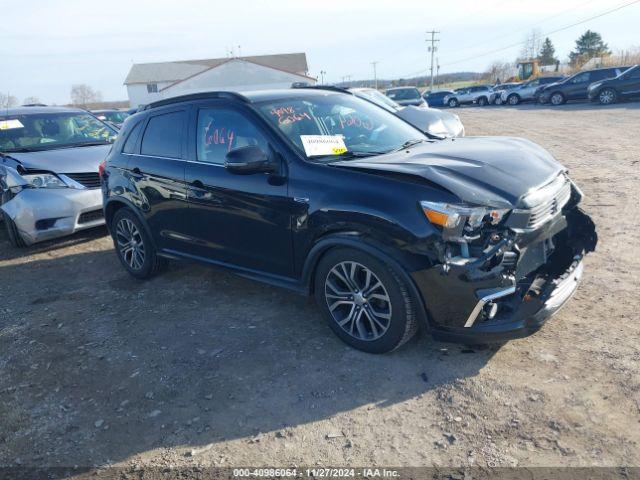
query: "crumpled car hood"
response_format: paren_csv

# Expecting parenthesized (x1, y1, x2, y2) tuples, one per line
(333, 136, 566, 208)
(6, 144, 111, 174)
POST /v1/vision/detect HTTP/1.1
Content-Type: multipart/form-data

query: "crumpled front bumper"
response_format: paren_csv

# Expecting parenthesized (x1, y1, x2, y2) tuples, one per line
(411, 206, 597, 343)
(0, 188, 104, 245)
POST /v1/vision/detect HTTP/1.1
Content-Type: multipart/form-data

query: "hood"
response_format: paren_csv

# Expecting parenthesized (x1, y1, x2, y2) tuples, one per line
(5, 144, 111, 174)
(395, 106, 463, 138)
(333, 136, 565, 208)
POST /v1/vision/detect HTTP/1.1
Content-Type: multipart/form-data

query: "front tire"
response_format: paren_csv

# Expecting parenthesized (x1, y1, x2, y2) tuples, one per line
(477, 96, 488, 106)
(314, 248, 418, 354)
(598, 88, 617, 105)
(507, 94, 520, 105)
(111, 208, 166, 279)
(550, 92, 565, 105)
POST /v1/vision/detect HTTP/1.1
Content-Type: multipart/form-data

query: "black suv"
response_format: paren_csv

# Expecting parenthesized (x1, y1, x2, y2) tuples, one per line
(538, 67, 627, 105)
(101, 89, 596, 353)
(587, 64, 640, 104)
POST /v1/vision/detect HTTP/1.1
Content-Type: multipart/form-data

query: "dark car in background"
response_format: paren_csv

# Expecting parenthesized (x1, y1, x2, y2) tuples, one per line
(423, 90, 454, 107)
(588, 64, 640, 104)
(91, 109, 130, 128)
(0, 107, 117, 246)
(538, 67, 628, 105)
(102, 89, 596, 354)
(385, 87, 427, 107)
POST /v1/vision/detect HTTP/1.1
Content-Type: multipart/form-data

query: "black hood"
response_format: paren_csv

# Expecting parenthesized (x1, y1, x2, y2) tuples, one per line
(333, 136, 566, 208)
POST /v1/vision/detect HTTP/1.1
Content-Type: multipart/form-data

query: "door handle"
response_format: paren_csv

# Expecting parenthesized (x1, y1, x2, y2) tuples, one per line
(130, 167, 143, 179)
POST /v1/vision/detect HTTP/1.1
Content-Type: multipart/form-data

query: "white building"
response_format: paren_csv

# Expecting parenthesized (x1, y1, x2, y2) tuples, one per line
(124, 53, 315, 107)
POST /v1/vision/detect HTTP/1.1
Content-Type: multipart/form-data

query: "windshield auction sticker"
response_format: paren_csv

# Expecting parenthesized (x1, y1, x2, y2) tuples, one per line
(0, 119, 24, 130)
(300, 135, 348, 156)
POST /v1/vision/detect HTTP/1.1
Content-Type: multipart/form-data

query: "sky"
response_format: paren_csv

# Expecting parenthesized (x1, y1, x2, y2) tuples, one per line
(1, 0, 638, 104)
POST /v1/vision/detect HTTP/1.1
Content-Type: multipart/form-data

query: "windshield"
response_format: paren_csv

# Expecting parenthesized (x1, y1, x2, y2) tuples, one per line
(0, 112, 117, 152)
(95, 111, 130, 124)
(352, 89, 400, 112)
(257, 93, 426, 159)
(386, 88, 420, 100)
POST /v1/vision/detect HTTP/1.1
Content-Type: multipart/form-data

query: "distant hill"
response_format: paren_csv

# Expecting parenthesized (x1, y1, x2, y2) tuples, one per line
(338, 71, 482, 89)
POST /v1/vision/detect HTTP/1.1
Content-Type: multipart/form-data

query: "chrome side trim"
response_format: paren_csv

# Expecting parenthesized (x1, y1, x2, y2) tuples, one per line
(464, 286, 517, 328)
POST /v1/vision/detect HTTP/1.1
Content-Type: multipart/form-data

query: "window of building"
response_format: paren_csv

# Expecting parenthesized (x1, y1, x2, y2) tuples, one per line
(147, 83, 158, 93)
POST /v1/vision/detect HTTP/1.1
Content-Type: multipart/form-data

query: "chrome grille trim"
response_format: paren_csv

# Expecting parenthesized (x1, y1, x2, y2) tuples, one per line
(513, 177, 572, 231)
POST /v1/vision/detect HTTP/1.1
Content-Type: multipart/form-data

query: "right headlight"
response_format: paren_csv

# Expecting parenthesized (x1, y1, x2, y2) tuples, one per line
(22, 173, 68, 189)
(420, 201, 509, 238)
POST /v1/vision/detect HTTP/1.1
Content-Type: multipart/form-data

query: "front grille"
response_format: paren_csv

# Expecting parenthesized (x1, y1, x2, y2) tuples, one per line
(64, 172, 101, 189)
(526, 180, 571, 229)
(78, 209, 104, 224)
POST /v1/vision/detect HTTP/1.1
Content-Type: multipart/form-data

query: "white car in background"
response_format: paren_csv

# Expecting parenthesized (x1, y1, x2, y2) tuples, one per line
(350, 87, 464, 138)
(443, 85, 493, 107)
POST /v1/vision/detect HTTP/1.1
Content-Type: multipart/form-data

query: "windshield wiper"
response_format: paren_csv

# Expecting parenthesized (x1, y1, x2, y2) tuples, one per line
(313, 151, 387, 161)
(389, 138, 429, 153)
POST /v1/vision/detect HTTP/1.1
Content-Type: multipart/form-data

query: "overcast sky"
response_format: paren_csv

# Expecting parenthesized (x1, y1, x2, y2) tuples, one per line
(1, 0, 638, 104)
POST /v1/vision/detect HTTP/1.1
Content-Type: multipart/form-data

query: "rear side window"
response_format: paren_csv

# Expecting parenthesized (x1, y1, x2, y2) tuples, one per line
(122, 121, 143, 154)
(196, 108, 268, 165)
(592, 69, 616, 81)
(141, 111, 185, 158)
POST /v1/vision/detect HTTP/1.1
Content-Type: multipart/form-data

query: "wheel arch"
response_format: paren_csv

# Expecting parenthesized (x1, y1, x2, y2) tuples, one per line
(104, 197, 159, 251)
(301, 232, 432, 331)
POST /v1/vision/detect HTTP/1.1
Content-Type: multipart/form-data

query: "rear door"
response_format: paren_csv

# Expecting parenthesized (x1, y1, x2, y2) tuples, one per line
(131, 108, 189, 252)
(182, 101, 295, 277)
(565, 71, 591, 99)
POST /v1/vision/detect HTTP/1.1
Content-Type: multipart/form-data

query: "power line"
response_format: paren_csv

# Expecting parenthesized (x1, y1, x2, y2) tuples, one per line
(441, 0, 640, 68)
(438, 0, 599, 56)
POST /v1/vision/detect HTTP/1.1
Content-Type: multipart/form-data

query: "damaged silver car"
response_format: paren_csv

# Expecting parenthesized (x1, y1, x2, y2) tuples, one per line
(0, 106, 117, 246)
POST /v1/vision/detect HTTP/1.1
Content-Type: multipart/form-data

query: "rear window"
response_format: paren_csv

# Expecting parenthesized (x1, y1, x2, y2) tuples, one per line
(140, 111, 185, 158)
(122, 121, 143, 154)
(387, 88, 420, 100)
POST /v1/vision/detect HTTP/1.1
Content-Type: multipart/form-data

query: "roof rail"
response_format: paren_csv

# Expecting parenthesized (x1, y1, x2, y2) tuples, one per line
(290, 85, 352, 94)
(143, 91, 250, 110)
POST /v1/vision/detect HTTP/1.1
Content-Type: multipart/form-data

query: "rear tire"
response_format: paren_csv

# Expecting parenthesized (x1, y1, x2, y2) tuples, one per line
(448, 98, 459, 108)
(314, 247, 418, 354)
(598, 88, 617, 105)
(1, 211, 26, 248)
(477, 96, 488, 106)
(550, 92, 565, 105)
(111, 208, 166, 279)
(507, 94, 520, 105)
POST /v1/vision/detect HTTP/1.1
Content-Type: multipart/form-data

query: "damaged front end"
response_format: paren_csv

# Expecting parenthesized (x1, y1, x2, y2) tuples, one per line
(412, 174, 597, 342)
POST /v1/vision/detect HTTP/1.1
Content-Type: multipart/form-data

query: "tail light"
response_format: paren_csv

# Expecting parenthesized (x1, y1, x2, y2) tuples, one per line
(98, 159, 107, 178)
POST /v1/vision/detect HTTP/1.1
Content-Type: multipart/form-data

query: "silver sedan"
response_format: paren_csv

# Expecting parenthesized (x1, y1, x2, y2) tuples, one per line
(0, 107, 117, 246)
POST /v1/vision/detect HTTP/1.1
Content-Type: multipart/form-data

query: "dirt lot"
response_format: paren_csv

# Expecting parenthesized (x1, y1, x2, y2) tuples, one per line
(1, 101, 639, 473)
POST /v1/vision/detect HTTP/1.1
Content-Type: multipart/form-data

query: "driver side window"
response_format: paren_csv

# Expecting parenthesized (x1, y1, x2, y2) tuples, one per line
(571, 72, 590, 84)
(197, 108, 269, 165)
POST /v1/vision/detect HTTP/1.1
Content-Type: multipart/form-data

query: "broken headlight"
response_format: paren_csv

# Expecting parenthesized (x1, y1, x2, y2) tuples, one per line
(420, 201, 509, 239)
(22, 173, 67, 189)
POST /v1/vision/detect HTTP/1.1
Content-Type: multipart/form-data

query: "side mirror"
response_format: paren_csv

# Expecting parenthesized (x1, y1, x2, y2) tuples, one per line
(224, 145, 274, 175)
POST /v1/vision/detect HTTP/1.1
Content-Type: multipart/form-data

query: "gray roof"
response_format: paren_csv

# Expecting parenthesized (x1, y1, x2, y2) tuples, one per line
(124, 53, 309, 85)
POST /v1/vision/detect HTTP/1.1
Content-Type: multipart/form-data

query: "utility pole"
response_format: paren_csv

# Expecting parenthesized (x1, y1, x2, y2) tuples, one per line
(436, 58, 440, 87)
(320, 70, 326, 85)
(426, 30, 440, 92)
(371, 61, 379, 90)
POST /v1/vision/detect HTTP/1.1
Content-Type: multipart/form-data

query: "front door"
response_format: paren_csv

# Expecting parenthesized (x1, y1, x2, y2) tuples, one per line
(566, 72, 591, 99)
(182, 103, 295, 278)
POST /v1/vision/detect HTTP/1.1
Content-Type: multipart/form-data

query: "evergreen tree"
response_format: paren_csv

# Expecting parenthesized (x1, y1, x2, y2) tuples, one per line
(539, 38, 557, 65)
(569, 30, 610, 66)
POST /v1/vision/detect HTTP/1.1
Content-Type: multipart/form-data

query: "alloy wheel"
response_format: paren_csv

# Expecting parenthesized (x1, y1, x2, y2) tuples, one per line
(508, 95, 519, 105)
(324, 261, 392, 341)
(116, 218, 146, 270)
(550, 93, 564, 105)
(599, 89, 615, 104)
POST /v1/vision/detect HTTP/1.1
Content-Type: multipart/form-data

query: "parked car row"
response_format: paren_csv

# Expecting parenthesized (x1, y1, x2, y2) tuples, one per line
(390, 64, 639, 109)
(1, 86, 597, 354)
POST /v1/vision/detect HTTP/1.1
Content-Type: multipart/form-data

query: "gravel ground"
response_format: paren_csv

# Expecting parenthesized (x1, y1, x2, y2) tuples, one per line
(1, 101, 639, 473)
